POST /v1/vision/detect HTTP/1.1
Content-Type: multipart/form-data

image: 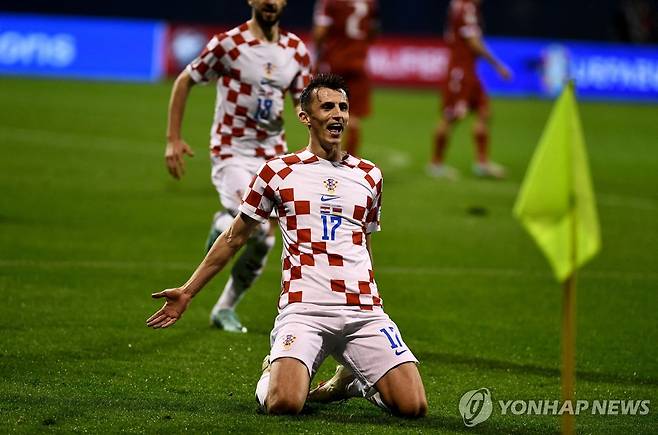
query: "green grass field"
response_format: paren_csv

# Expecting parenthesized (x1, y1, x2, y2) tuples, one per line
(1, 76, 656, 434)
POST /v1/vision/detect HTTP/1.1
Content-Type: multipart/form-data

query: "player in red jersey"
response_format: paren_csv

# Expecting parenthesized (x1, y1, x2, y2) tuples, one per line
(313, 0, 379, 156)
(429, 0, 512, 180)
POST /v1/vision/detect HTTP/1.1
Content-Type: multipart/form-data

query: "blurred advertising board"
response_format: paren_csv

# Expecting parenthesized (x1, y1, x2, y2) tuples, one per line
(165, 23, 658, 102)
(163, 24, 451, 87)
(0, 13, 165, 81)
(164, 24, 230, 76)
(482, 38, 658, 102)
(3, 14, 655, 102)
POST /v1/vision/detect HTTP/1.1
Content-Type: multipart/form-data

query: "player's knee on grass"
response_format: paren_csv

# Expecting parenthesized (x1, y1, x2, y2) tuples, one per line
(390, 392, 428, 418)
(266, 358, 309, 415)
(375, 363, 428, 418)
(382, 387, 428, 418)
(266, 394, 305, 415)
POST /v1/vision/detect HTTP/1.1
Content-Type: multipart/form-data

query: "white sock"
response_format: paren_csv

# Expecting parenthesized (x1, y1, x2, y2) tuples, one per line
(214, 276, 242, 312)
(367, 391, 391, 412)
(255, 371, 270, 411)
(213, 235, 275, 312)
(345, 378, 390, 412)
(346, 378, 368, 398)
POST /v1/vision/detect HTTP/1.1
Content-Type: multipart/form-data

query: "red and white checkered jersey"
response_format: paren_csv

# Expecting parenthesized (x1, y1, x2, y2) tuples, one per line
(239, 149, 384, 311)
(187, 23, 312, 159)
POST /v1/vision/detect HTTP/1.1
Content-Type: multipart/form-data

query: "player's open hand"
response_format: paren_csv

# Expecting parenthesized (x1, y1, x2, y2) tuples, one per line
(496, 63, 513, 81)
(146, 288, 191, 329)
(165, 139, 195, 180)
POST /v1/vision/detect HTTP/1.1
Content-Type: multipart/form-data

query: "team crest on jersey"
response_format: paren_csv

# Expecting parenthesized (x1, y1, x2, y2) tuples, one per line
(282, 334, 296, 350)
(264, 62, 275, 78)
(323, 178, 338, 194)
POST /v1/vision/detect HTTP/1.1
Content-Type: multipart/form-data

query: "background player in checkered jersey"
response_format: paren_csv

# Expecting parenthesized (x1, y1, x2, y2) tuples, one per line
(147, 74, 428, 417)
(428, 0, 512, 180)
(312, 0, 379, 157)
(164, 0, 311, 332)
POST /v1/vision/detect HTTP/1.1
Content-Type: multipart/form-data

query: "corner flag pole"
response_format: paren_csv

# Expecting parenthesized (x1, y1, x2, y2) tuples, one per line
(561, 186, 578, 435)
(514, 79, 600, 435)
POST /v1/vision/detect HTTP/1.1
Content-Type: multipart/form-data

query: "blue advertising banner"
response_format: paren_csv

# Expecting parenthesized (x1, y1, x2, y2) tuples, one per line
(0, 13, 165, 82)
(481, 37, 658, 102)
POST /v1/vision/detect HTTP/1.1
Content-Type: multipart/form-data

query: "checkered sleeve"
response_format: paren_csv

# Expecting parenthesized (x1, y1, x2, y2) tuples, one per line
(239, 162, 277, 222)
(288, 38, 312, 104)
(365, 168, 383, 234)
(186, 34, 228, 84)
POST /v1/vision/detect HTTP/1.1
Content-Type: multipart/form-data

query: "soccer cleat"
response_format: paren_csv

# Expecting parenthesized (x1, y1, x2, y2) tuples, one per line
(308, 365, 356, 403)
(210, 308, 247, 333)
(255, 355, 271, 408)
(261, 354, 271, 373)
(473, 161, 507, 179)
(427, 163, 460, 180)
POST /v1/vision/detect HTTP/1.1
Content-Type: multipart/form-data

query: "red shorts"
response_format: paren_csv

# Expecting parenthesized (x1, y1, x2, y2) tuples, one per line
(441, 66, 489, 120)
(340, 70, 371, 118)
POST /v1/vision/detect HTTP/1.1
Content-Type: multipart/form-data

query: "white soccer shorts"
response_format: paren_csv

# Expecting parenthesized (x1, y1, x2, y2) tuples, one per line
(211, 155, 265, 214)
(268, 303, 419, 390)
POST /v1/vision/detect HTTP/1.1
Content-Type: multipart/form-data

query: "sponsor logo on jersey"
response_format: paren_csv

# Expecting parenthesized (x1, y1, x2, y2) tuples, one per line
(320, 194, 340, 202)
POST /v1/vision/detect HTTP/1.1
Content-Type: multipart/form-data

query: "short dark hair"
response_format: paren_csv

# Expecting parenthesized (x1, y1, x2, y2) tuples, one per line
(300, 73, 350, 112)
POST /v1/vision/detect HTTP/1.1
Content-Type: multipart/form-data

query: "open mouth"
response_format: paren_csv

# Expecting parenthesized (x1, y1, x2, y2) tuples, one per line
(327, 123, 344, 137)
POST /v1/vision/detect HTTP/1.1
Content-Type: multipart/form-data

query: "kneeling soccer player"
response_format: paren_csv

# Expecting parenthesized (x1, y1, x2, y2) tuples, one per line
(146, 74, 427, 417)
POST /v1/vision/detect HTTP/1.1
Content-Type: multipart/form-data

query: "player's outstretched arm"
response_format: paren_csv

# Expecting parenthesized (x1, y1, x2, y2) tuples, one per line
(146, 213, 259, 329)
(165, 70, 196, 180)
(466, 36, 512, 81)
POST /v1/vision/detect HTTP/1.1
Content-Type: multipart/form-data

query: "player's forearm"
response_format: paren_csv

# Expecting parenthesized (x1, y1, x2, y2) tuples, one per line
(467, 37, 503, 70)
(180, 216, 254, 298)
(180, 244, 238, 298)
(167, 71, 194, 141)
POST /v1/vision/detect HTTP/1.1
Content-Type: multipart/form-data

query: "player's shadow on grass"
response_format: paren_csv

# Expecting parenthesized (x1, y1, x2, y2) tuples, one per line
(418, 350, 658, 387)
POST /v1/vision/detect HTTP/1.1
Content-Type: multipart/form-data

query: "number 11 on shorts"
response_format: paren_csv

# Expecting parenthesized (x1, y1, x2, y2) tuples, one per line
(379, 327, 407, 355)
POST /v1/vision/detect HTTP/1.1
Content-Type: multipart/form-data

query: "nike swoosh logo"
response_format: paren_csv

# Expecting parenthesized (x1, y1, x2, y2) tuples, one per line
(395, 349, 408, 356)
(320, 195, 340, 202)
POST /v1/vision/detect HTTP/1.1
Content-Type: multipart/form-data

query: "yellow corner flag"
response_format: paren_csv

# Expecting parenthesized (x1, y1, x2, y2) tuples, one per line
(514, 83, 601, 282)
